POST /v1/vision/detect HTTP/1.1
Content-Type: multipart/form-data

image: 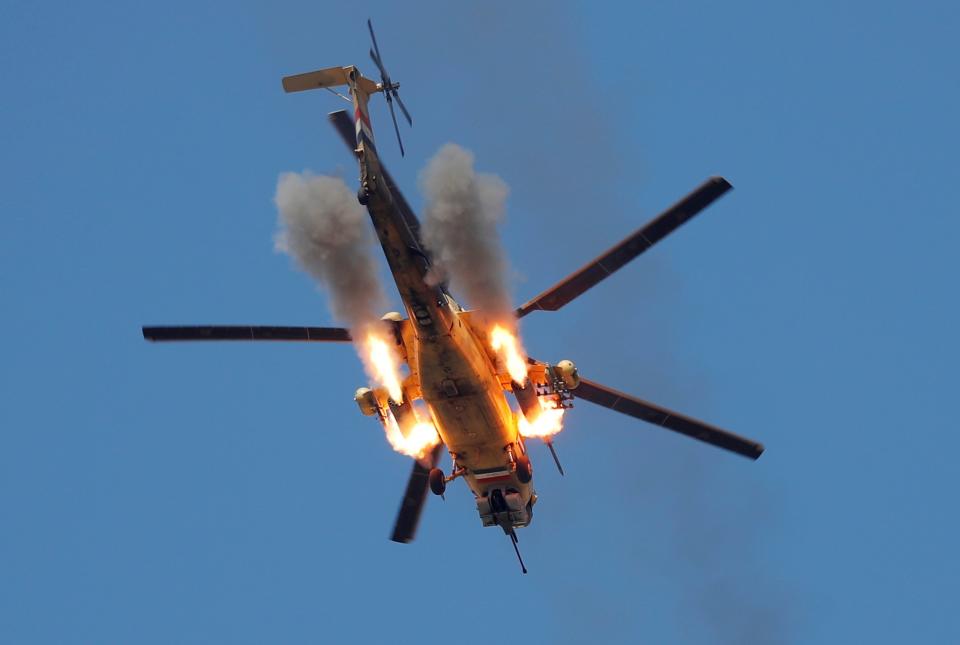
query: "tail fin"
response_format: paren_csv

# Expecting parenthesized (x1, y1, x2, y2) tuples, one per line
(281, 67, 350, 93)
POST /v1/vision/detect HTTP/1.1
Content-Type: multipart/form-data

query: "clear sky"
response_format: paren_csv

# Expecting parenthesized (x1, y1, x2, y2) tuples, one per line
(2, 1, 958, 643)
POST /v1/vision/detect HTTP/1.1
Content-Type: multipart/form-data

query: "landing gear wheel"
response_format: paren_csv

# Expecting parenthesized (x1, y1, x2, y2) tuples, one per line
(428, 468, 446, 496)
(515, 454, 533, 484)
(357, 186, 369, 205)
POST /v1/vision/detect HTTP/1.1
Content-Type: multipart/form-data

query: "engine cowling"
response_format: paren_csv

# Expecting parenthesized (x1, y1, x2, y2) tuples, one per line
(354, 387, 378, 416)
(554, 360, 580, 390)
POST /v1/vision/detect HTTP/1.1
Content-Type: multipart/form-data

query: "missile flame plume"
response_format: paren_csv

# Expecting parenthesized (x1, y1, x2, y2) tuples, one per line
(518, 397, 565, 439)
(490, 325, 529, 385)
(383, 410, 441, 460)
(364, 332, 405, 404)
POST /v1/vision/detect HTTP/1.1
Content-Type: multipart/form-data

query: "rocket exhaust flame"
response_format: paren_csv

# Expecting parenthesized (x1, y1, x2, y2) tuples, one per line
(489, 324, 566, 439)
(490, 324, 529, 385)
(518, 397, 565, 439)
(383, 409, 441, 460)
(364, 331, 404, 404)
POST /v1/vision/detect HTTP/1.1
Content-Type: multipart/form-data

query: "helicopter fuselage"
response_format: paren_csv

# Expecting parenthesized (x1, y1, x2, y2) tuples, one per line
(360, 137, 534, 529)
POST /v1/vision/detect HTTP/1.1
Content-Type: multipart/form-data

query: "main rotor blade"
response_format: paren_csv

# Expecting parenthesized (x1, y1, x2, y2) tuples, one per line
(515, 177, 732, 318)
(390, 444, 443, 543)
(385, 94, 405, 157)
(142, 325, 352, 342)
(329, 109, 358, 152)
(392, 91, 412, 126)
(575, 377, 764, 460)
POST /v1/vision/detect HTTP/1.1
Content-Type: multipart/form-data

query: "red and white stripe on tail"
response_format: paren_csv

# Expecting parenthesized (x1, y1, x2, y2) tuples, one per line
(355, 104, 375, 151)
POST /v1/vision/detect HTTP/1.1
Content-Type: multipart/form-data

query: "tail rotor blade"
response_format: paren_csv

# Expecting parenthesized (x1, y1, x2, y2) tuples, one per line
(392, 91, 412, 126)
(369, 47, 388, 79)
(367, 19, 383, 67)
(385, 94, 405, 157)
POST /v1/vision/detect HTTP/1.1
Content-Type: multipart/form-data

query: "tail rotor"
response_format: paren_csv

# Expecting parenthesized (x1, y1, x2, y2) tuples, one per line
(367, 19, 413, 156)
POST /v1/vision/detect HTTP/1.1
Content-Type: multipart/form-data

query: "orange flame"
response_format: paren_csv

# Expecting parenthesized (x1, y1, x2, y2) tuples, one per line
(518, 397, 565, 438)
(364, 332, 404, 404)
(383, 410, 441, 460)
(490, 325, 529, 385)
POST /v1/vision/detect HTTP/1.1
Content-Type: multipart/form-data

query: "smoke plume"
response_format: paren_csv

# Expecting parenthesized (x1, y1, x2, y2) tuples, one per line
(273, 171, 386, 336)
(420, 143, 513, 325)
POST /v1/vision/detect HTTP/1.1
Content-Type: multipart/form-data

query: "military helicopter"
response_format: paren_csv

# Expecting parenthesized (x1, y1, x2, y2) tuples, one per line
(143, 21, 763, 574)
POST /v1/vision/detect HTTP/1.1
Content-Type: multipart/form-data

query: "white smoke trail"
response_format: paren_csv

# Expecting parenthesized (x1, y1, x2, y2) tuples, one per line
(274, 171, 387, 329)
(419, 143, 514, 326)
(274, 171, 400, 393)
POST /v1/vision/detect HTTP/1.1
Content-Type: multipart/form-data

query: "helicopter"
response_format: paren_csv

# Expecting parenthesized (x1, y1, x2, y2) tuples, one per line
(143, 21, 764, 574)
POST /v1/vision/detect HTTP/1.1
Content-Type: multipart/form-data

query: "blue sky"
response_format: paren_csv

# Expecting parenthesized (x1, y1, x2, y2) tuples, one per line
(2, 1, 958, 643)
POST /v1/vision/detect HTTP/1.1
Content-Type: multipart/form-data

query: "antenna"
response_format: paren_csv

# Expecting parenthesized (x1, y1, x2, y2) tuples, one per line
(509, 530, 528, 575)
(545, 438, 565, 476)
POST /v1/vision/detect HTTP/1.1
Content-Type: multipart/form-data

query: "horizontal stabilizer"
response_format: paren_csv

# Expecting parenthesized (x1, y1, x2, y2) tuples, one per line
(282, 67, 350, 93)
(142, 325, 352, 342)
